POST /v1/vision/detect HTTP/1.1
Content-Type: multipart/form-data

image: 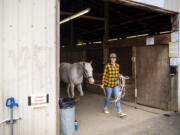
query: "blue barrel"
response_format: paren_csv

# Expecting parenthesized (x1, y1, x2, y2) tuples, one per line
(59, 98, 75, 135)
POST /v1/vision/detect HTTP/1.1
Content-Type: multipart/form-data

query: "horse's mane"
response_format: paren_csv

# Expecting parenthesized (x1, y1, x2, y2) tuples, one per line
(74, 62, 84, 76)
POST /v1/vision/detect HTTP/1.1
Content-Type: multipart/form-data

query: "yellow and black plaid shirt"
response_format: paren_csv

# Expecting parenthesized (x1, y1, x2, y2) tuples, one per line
(102, 63, 120, 87)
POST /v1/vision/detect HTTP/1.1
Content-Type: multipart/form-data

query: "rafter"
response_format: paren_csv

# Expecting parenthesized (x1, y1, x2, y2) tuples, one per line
(110, 8, 156, 32)
(79, 13, 162, 36)
(61, 11, 105, 21)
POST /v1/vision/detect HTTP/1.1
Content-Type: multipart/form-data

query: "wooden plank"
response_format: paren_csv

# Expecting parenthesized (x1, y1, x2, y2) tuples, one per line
(170, 75, 178, 111)
(62, 34, 171, 51)
(136, 45, 170, 110)
(109, 47, 132, 76)
(107, 34, 171, 47)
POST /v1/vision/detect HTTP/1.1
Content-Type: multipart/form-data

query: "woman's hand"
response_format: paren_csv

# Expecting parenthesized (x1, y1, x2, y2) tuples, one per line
(100, 84, 104, 89)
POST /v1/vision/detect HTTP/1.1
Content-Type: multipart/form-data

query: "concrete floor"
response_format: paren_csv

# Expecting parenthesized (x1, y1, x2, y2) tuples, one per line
(70, 92, 180, 135)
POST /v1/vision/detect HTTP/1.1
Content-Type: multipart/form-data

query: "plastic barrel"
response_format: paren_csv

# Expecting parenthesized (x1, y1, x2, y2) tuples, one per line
(59, 98, 75, 135)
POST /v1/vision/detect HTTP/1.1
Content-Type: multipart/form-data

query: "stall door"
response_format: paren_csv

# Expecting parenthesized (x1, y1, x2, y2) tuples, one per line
(136, 45, 170, 110)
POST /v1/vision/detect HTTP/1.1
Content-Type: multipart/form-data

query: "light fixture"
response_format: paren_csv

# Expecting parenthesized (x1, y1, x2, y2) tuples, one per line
(60, 8, 90, 24)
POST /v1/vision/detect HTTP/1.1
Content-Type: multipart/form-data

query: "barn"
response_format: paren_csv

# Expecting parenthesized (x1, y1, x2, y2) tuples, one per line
(60, 0, 179, 111)
(0, 0, 180, 135)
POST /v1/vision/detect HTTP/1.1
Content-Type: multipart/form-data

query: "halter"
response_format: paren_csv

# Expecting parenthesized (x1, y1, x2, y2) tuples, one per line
(83, 68, 93, 79)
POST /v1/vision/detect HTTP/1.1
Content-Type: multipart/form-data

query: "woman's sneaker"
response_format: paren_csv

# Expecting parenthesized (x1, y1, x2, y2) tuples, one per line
(118, 110, 127, 117)
(104, 107, 109, 114)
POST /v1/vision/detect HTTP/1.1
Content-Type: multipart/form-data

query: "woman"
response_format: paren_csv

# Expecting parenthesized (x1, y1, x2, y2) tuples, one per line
(101, 53, 126, 117)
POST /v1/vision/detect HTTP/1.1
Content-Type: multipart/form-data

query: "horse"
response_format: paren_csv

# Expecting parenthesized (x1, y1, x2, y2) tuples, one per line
(60, 61, 95, 98)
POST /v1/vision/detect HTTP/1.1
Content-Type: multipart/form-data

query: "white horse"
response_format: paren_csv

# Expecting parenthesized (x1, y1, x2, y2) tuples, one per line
(60, 61, 95, 98)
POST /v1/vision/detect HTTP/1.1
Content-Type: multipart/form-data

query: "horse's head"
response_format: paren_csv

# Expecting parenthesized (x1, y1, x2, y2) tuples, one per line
(81, 61, 95, 84)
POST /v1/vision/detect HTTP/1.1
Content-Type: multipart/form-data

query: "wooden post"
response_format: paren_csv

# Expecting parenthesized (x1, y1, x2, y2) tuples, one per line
(70, 20, 74, 46)
(132, 46, 137, 103)
(103, 2, 109, 64)
(70, 0, 74, 47)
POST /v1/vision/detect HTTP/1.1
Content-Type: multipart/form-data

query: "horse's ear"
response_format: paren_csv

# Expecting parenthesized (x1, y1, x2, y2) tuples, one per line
(90, 61, 93, 64)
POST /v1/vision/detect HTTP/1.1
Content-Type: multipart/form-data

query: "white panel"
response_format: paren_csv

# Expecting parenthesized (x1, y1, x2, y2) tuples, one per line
(0, 0, 57, 134)
(164, 0, 180, 113)
(164, 0, 180, 12)
(0, 0, 4, 135)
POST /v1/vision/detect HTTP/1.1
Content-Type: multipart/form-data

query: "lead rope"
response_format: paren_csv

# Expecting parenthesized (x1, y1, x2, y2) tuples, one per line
(90, 75, 129, 100)
(114, 75, 129, 102)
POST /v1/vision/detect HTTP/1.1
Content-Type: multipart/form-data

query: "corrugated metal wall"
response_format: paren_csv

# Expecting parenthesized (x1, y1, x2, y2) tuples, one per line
(164, 0, 180, 12)
(0, 0, 57, 135)
(164, 0, 180, 112)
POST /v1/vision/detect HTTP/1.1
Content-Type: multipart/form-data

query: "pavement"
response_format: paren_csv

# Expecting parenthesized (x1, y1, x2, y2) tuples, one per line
(72, 92, 180, 135)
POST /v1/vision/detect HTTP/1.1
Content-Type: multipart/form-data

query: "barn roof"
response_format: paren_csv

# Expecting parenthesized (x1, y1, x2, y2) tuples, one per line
(60, 0, 178, 46)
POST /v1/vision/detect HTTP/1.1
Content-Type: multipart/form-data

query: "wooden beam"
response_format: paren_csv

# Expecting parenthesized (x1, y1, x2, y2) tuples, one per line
(107, 33, 170, 47)
(61, 44, 103, 51)
(61, 34, 171, 51)
(61, 11, 105, 21)
(79, 14, 162, 36)
(110, 14, 163, 30)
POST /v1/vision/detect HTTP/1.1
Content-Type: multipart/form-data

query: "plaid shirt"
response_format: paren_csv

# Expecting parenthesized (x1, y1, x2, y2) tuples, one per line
(102, 63, 120, 87)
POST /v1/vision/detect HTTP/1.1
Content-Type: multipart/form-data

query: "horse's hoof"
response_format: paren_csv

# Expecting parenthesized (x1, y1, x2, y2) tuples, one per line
(80, 93, 84, 96)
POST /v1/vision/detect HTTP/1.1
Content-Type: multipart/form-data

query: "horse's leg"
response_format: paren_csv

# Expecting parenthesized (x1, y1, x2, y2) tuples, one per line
(77, 84, 84, 96)
(67, 84, 70, 97)
(70, 83, 75, 98)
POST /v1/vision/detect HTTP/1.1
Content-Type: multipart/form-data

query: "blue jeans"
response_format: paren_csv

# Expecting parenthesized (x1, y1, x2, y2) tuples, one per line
(104, 86, 121, 112)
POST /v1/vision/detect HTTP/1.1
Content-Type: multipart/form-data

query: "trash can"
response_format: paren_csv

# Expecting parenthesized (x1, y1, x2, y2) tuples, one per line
(59, 98, 75, 135)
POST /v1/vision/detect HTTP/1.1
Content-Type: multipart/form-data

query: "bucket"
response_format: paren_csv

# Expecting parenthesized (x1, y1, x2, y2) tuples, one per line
(59, 98, 75, 135)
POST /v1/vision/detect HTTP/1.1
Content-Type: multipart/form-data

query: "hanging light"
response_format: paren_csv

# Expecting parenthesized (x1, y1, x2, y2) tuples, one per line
(60, 8, 91, 24)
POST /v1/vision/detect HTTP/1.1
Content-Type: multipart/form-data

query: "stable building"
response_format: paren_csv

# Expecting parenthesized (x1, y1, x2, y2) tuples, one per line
(0, 0, 180, 135)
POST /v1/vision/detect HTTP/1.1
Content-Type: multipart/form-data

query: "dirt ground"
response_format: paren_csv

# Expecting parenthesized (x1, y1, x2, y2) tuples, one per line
(60, 87, 180, 135)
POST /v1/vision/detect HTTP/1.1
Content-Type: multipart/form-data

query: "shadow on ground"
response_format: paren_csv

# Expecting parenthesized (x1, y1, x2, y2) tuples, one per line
(60, 84, 180, 135)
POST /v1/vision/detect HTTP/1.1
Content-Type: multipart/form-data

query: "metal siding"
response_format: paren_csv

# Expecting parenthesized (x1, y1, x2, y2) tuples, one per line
(0, 0, 3, 134)
(164, 0, 180, 12)
(0, 0, 57, 135)
(164, 0, 180, 112)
